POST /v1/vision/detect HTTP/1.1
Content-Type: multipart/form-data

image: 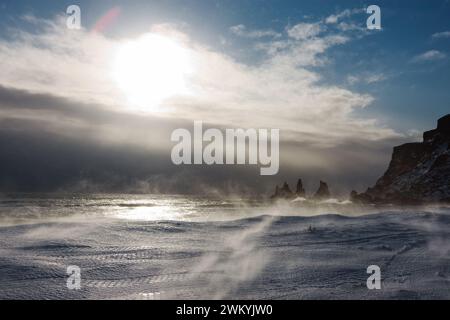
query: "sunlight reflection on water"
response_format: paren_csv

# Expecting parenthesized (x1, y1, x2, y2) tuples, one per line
(1, 193, 449, 225)
(115, 205, 187, 221)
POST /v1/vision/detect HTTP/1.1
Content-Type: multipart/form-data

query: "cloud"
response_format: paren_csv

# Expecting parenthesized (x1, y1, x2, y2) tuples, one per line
(256, 31, 349, 67)
(286, 23, 323, 40)
(0, 15, 399, 148)
(432, 31, 450, 39)
(229, 24, 281, 39)
(347, 75, 359, 85)
(324, 8, 367, 33)
(0, 14, 405, 193)
(411, 50, 447, 63)
(347, 73, 387, 85)
(336, 21, 366, 32)
(366, 73, 387, 84)
(0, 15, 122, 108)
(0, 84, 183, 153)
(325, 9, 362, 24)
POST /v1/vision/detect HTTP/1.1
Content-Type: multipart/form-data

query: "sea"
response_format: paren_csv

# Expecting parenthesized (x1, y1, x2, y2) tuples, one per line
(0, 193, 449, 299)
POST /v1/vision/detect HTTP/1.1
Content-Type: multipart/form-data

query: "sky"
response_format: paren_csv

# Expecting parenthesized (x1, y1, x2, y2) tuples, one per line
(0, 0, 449, 196)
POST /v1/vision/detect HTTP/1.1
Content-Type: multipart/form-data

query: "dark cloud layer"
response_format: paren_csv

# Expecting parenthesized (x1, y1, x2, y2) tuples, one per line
(0, 85, 407, 196)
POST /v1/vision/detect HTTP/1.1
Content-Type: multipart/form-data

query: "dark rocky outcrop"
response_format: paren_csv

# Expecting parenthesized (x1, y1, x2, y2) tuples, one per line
(296, 179, 306, 197)
(350, 190, 358, 200)
(353, 114, 450, 204)
(271, 182, 294, 199)
(313, 181, 331, 199)
(271, 179, 332, 201)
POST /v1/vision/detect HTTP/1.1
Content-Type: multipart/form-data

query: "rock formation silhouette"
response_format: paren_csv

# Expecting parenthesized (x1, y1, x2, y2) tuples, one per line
(296, 179, 306, 197)
(271, 182, 294, 199)
(271, 179, 332, 200)
(313, 181, 330, 199)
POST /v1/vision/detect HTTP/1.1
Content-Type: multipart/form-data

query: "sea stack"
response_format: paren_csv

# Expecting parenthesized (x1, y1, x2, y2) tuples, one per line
(271, 182, 294, 200)
(313, 181, 331, 199)
(296, 179, 306, 197)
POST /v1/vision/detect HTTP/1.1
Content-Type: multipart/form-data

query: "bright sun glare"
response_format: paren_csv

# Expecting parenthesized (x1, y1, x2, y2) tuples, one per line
(113, 34, 193, 110)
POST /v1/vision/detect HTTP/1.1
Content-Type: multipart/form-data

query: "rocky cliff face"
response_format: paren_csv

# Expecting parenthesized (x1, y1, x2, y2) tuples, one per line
(352, 114, 450, 204)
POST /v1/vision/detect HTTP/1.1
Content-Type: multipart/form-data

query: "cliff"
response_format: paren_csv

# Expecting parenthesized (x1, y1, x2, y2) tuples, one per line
(352, 114, 450, 204)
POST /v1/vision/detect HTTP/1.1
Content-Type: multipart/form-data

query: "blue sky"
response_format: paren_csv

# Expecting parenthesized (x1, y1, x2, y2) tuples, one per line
(1, 0, 449, 134)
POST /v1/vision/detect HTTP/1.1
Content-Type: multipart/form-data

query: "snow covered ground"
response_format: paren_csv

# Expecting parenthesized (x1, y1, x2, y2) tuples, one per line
(0, 194, 449, 299)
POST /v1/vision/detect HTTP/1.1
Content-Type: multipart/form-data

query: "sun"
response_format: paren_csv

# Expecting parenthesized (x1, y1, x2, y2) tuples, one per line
(113, 34, 193, 110)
